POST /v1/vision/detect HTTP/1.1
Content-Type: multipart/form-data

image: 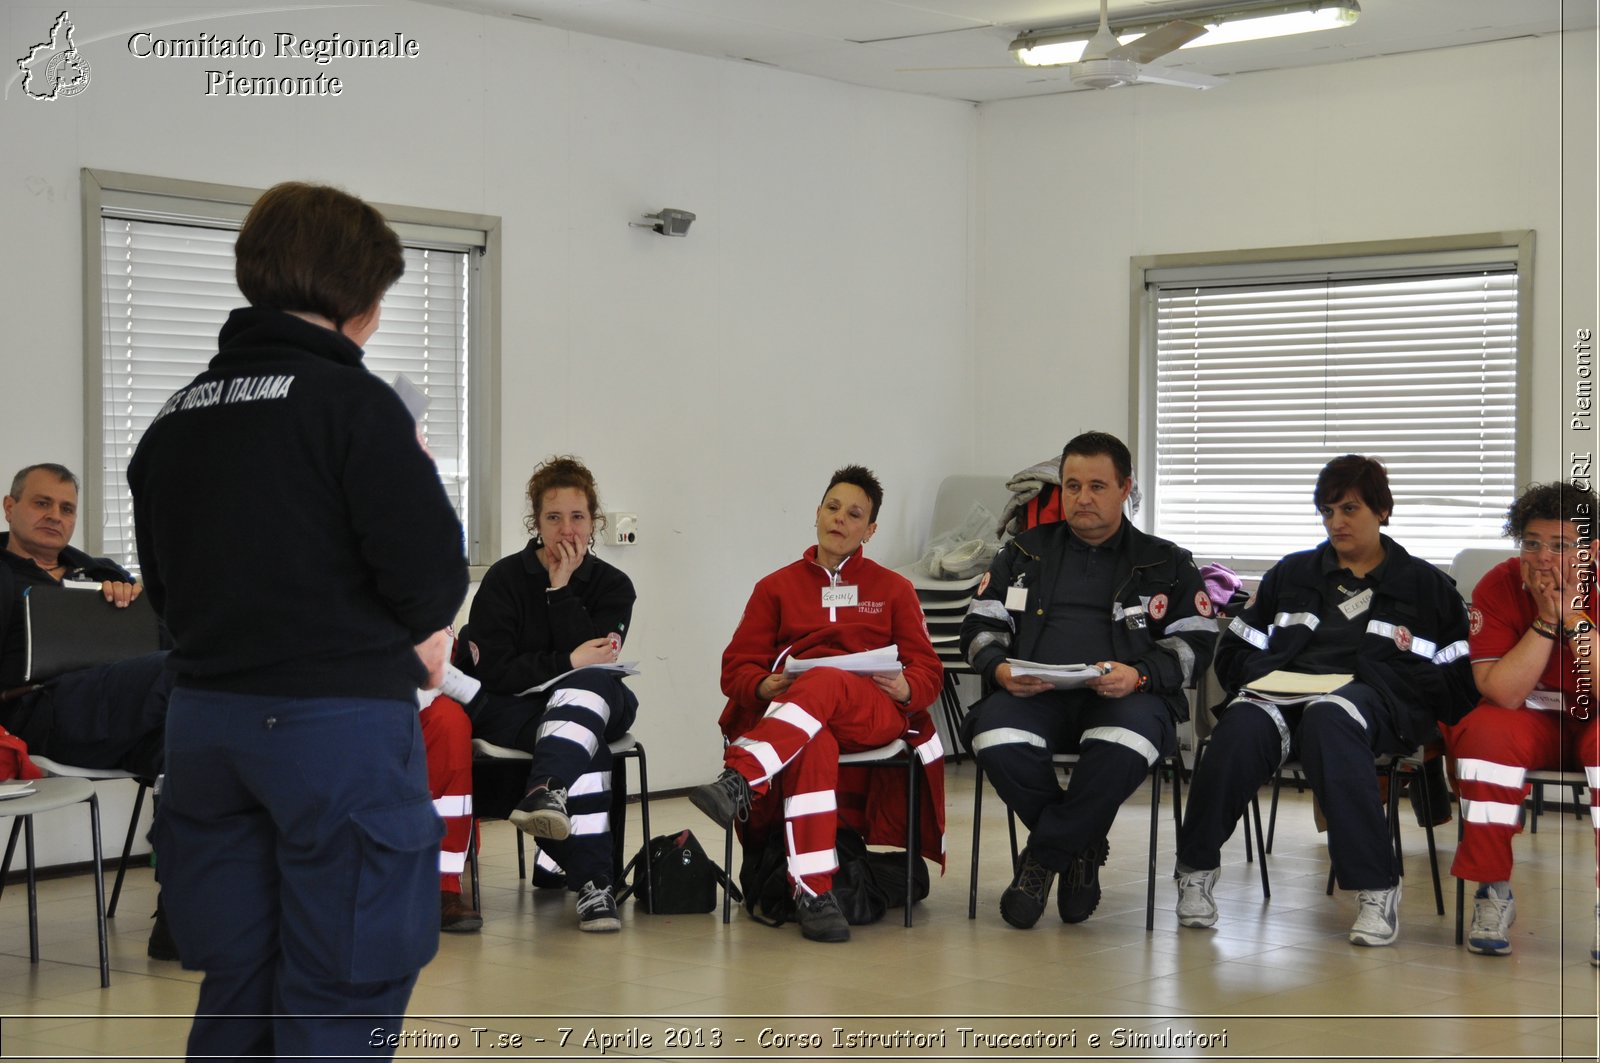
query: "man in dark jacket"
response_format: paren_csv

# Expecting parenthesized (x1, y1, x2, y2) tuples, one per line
(1173, 455, 1475, 947)
(961, 432, 1216, 929)
(0, 463, 168, 779)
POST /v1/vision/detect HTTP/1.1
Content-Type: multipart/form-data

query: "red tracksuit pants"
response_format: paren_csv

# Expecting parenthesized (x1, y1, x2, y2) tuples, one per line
(1444, 705, 1600, 886)
(420, 694, 474, 894)
(725, 669, 905, 897)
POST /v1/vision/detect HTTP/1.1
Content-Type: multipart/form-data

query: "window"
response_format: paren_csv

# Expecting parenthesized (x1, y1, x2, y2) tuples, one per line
(1133, 234, 1532, 569)
(83, 169, 501, 572)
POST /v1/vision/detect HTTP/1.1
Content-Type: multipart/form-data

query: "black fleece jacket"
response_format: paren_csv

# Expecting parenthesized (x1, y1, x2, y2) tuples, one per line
(127, 307, 467, 701)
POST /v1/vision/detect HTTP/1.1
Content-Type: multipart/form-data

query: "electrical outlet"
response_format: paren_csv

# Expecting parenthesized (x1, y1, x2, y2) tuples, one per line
(610, 513, 638, 545)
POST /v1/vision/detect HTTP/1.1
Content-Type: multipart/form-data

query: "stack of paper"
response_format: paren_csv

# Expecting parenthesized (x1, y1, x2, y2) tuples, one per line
(784, 645, 902, 676)
(1005, 658, 1109, 690)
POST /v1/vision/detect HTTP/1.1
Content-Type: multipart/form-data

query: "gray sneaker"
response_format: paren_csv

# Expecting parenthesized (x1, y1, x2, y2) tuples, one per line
(796, 890, 850, 943)
(1348, 883, 1401, 946)
(1466, 884, 1515, 956)
(1175, 867, 1220, 929)
(689, 768, 753, 830)
(509, 783, 571, 840)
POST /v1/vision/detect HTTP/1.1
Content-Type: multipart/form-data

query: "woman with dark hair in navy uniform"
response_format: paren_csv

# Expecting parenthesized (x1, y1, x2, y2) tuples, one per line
(129, 182, 467, 1060)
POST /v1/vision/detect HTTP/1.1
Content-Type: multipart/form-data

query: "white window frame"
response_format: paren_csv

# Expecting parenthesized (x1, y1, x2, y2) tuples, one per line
(1130, 232, 1534, 571)
(81, 168, 502, 574)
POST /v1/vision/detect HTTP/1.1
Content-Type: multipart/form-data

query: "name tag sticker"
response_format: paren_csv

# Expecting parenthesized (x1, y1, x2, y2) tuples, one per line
(1525, 689, 1563, 712)
(822, 585, 859, 609)
(1339, 588, 1374, 621)
(1005, 586, 1028, 612)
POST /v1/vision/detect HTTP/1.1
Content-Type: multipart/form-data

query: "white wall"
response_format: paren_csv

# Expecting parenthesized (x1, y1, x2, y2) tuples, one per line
(973, 34, 1598, 493)
(0, 0, 978, 839)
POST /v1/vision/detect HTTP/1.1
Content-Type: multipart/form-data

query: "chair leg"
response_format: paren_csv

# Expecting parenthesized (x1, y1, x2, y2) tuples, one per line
(1250, 793, 1270, 899)
(721, 822, 735, 925)
(968, 763, 984, 920)
(903, 753, 917, 928)
(609, 757, 627, 890)
(1530, 781, 1542, 833)
(0, 818, 21, 902)
(634, 749, 652, 912)
(1266, 772, 1283, 854)
(1145, 764, 1161, 932)
(468, 819, 481, 915)
(107, 781, 148, 919)
(1416, 764, 1444, 915)
(516, 831, 526, 881)
(1454, 814, 1466, 946)
(24, 817, 39, 964)
(88, 794, 109, 988)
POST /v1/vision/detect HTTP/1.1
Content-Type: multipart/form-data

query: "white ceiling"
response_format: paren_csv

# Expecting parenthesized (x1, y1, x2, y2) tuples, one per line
(411, 0, 1593, 103)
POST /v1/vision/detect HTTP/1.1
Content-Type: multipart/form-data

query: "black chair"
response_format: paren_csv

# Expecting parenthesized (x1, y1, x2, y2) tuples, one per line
(968, 753, 1184, 931)
(16, 586, 161, 922)
(718, 739, 921, 927)
(466, 735, 651, 912)
(1243, 749, 1446, 914)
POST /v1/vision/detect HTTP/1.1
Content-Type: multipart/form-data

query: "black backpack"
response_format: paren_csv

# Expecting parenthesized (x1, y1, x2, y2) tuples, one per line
(618, 829, 737, 914)
(739, 827, 927, 926)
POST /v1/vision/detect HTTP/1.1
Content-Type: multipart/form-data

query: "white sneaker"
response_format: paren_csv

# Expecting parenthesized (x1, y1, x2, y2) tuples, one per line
(1175, 867, 1220, 929)
(1466, 884, 1515, 955)
(1349, 882, 1401, 947)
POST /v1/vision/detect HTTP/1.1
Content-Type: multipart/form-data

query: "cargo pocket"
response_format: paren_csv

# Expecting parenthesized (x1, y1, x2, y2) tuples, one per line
(345, 797, 445, 983)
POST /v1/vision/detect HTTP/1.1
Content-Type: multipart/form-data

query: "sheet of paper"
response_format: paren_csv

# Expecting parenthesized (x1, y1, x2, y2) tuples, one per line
(1005, 658, 1109, 690)
(518, 661, 640, 697)
(1241, 670, 1354, 703)
(784, 645, 902, 676)
(0, 782, 38, 801)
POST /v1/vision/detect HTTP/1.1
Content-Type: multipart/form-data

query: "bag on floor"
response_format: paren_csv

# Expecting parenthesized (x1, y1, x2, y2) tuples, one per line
(619, 829, 735, 914)
(741, 827, 927, 927)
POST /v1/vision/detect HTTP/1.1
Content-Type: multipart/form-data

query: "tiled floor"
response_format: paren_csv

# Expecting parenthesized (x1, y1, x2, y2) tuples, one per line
(0, 761, 1596, 1061)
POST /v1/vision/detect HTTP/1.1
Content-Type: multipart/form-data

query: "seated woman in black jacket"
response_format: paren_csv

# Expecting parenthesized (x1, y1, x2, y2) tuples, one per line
(464, 456, 637, 933)
(1173, 455, 1475, 947)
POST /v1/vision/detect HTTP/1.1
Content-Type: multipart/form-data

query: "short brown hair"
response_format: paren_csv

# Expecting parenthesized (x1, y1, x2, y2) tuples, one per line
(524, 456, 606, 537)
(8, 463, 77, 501)
(1313, 454, 1393, 524)
(824, 465, 883, 522)
(234, 182, 404, 328)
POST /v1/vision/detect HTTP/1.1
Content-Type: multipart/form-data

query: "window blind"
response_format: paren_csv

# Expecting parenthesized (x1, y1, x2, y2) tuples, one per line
(99, 215, 471, 571)
(1151, 268, 1519, 567)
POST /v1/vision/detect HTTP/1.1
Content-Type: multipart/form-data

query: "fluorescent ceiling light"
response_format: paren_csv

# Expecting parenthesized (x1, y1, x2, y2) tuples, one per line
(1011, 1, 1358, 68)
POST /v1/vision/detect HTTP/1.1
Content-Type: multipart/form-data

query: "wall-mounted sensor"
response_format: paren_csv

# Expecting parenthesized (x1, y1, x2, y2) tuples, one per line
(610, 513, 639, 545)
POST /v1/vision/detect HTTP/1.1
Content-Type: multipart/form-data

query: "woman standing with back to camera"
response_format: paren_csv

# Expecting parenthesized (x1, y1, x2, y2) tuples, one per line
(128, 182, 467, 1060)
(463, 456, 638, 933)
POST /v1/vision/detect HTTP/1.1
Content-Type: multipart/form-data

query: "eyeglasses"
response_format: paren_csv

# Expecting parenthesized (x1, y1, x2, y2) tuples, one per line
(1519, 539, 1579, 556)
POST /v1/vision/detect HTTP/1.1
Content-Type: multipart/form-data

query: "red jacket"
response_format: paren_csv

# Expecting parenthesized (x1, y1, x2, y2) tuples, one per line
(719, 546, 946, 867)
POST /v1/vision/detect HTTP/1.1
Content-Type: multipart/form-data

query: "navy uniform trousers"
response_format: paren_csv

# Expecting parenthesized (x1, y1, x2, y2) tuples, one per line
(472, 669, 638, 888)
(969, 688, 1174, 871)
(1177, 681, 1404, 890)
(158, 690, 442, 1062)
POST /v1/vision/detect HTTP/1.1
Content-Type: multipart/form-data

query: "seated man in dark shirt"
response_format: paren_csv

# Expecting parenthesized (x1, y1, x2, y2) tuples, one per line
(0, 463, 171, 779)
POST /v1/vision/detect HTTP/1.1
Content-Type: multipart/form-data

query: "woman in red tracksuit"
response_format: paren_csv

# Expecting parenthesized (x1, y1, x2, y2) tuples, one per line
(1446, 481, 1600, 960)
(688, 465, 944, 943)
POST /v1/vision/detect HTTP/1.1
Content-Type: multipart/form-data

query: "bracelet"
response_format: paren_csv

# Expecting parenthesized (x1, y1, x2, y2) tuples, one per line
(1531, 618, 1559, 639)
(1566, 615, 1594, 638)
(1135, 670, 1150, 692)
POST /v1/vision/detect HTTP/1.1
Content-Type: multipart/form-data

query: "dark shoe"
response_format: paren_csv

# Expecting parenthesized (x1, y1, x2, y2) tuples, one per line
(1408, 756, 1453, 827)
(999, 847, 1056, 929)
(796, 890, 851, 943)
(576, 880, 621, 932)
(440, 890, 483, 933)
(1058, 836, 1109, 924)
(508, 783, 571, 840)
(530, 859, 568, 891)
(689, 768, 753, 831)
(147, 898, 179, 962)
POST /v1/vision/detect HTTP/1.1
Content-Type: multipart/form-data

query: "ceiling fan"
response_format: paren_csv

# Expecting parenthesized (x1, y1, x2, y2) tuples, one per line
(1061, 0, 1221, 89)
(897, 0, 1223, 91)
